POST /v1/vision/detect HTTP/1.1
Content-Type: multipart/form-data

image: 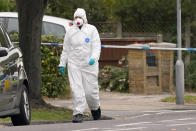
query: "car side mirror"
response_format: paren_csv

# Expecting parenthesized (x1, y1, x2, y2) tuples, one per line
(0, 47, 8, 57)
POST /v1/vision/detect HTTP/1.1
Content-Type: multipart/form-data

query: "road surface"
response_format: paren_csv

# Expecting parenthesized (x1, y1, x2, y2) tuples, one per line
(1, 109, 196, 131)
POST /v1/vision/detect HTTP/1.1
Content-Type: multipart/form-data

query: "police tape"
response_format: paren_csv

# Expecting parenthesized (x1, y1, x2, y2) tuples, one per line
(41, 43, 196, 51)
(12, 42, 63, 46)
(41, 43, 63, 46)
(101, 45, 196, 51)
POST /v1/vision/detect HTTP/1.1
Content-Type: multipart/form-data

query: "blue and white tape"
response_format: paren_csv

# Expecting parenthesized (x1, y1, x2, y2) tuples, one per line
(101, 44, 196, 51)
(40, 43, 196, 52)
(187, 48, 196, 51)
(41, 43, 63, 46)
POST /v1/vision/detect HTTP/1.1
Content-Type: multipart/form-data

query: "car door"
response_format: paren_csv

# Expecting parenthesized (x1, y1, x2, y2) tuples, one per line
(0, 26, 18, 111)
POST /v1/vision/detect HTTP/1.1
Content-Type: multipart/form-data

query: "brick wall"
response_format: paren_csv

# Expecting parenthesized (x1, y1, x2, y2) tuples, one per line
(128, 43, 175, 94)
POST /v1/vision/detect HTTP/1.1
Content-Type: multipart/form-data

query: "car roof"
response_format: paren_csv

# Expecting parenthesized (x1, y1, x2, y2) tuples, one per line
(0, 12, 72, 28)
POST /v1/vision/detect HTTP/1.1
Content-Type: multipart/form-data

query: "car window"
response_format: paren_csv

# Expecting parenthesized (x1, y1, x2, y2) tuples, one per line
(0, 18, 8, 30)
(0, 27, 10, 48)
(0, 18, 4, 25)
(7, 18, 19, 34)
(0, 17, 19, 35)
(42, 22, 65, 38)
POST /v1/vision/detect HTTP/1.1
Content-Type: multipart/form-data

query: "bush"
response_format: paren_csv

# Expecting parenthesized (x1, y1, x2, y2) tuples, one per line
(41, 35, 71, 98)
(98, 65, 129, 93)
(41, 45, 70, 98)
(9, 32, 19, 43)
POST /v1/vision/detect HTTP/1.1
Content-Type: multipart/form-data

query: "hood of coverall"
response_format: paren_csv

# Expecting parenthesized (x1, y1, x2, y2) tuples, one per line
(74, 8, 88, 24)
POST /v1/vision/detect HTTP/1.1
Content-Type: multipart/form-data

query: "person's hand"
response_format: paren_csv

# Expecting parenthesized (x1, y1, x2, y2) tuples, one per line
(59, 67, 66, 76)
(88, 59, 95, 65)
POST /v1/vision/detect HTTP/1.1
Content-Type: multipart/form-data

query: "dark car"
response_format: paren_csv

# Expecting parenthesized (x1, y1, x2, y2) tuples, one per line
(0, 23, 31, 126)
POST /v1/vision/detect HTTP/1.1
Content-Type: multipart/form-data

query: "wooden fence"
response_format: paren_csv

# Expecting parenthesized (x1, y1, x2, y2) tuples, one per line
(99, 37, 157, 68)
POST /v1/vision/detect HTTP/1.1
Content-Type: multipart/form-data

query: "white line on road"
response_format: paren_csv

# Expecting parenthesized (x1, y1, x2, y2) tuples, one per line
(116, 122, 152, 127)
(167, 123, 196, 127)
(101, 128, 114, 131)
(142, 110, 174, 113)
(129, 114, 150, 119)
(143, 124, 163, 126)
(159, 118, 194, 123)
(142, 111, 160, 113)
(104, 127, 147, 131)
(174, 110, 195, 113)
(72, 128, 99, 131)
(156, 111, 173, 115)
(156, 110, 195, 115)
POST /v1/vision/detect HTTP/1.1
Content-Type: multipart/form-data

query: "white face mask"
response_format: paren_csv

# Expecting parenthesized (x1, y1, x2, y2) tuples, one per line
(74, 18, 83, 27)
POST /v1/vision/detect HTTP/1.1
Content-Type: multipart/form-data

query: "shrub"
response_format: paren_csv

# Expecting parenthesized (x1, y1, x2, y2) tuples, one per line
(41, 35, 71, 98)
(9, 32, 19, 43)
(98, 65, 129, 93)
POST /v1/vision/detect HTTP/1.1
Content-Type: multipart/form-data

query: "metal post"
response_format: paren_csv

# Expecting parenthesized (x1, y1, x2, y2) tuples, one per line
(175, 0, 184, 104)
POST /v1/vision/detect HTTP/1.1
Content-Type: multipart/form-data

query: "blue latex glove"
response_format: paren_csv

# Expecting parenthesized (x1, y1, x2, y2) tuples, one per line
(59, 67, 66, 76)
(88, 59, 95, 65)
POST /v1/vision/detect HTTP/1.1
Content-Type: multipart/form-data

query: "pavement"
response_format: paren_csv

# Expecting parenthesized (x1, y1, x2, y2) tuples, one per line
(44, 91, 196, 119)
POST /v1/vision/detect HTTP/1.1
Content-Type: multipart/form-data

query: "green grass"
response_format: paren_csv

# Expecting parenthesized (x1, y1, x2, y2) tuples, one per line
(161, 95, 196, 103)
(0, 107, 73, 122)
(0, 117, 10, 122)
(31, 108, 73, 121)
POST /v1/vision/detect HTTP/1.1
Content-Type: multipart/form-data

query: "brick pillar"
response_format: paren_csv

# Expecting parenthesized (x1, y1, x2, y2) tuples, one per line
(128, 49, 146, 93)
(144, 50, 162, 94)
(160, 50, 174, 92)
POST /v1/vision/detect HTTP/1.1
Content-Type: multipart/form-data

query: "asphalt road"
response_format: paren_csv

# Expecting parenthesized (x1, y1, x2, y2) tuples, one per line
(1, 109, 196, 131)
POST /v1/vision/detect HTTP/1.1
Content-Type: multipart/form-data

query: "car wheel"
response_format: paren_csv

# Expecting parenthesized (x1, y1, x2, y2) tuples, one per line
(11, 85, 31, 126)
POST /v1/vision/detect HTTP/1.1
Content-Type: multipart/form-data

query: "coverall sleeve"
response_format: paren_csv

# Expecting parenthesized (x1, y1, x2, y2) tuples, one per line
(59, 32, 69, 67)
(90, 26, 101, 62)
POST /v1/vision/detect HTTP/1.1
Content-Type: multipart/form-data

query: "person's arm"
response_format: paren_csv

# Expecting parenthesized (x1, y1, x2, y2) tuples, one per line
(90, 26, 101, 63)
(59, 32, 69, 68)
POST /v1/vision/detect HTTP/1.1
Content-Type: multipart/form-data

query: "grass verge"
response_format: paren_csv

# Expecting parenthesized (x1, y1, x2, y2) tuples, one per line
(161, 95, 196, 103)
(0, 107, 73, 123)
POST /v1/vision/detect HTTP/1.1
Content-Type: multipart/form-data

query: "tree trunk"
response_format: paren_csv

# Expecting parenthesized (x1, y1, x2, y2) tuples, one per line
(16, 0, 48, 100)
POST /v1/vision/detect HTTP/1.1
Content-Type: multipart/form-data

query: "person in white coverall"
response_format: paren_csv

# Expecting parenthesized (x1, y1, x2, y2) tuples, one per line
(59, 8, 101, 123)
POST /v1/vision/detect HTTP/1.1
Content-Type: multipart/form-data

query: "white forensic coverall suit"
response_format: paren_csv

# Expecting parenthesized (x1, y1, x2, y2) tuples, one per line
(59, 8, 101, 115)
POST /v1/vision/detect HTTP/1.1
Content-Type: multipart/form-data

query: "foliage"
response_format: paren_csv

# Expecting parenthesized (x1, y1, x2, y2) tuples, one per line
(2, 0, 196, 34)
(98, 64, 129, 93)
(0, 0, 17, 11)
(184, 52, 196, 90)
(0, 0, 9, 11)
(45, 0, 196, 35)
(114, 0, 176, 33)
(46, 0, 110, 22)
(41, 35, 71, 98)
(9, 32, 19, 42)
(41, 34, 63, 43)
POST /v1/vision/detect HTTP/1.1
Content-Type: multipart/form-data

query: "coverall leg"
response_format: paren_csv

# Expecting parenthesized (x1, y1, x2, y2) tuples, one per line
(68, 63, 86, 115)
(81, 64, 100, 110)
